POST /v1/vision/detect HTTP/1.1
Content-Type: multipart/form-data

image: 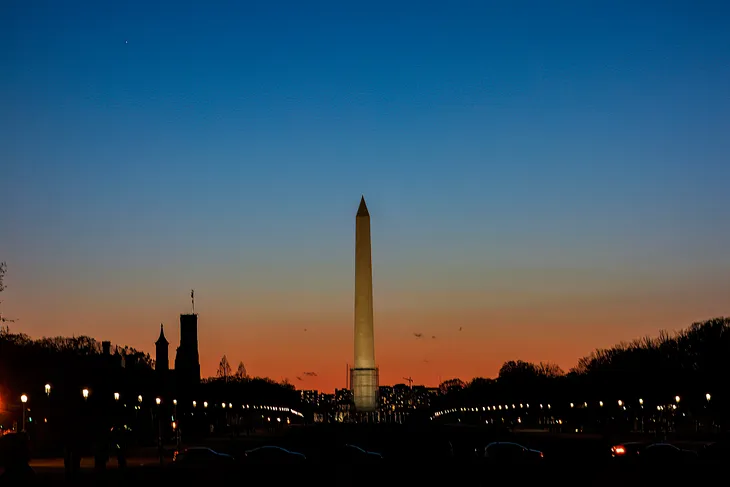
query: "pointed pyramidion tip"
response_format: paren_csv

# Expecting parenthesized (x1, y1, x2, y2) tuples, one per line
(357, 195, 369, 217)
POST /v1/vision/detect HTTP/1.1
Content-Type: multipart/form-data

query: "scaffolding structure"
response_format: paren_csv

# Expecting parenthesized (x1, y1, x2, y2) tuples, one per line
(350, 366, 379, 413)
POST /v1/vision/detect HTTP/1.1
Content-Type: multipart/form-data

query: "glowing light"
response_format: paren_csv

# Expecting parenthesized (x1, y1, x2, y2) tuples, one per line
(82, 388, 89, 399)
(114, 392, 120, 401)
(44, 384, 51, 395)
(20, 394, 28, 403)
(155, 397, 161, 405)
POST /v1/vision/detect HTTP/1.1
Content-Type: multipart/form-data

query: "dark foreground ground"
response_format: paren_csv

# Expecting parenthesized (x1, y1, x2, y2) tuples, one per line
(12, 424, 726, 486)
(25, 462, 722, 487)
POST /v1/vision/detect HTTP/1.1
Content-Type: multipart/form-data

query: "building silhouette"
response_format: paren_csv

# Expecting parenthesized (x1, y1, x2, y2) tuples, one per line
(174, 313, 201, 387)
(155, 324, 169, 373)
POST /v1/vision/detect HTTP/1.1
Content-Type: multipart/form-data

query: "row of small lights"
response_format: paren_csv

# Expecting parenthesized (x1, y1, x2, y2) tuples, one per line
(18, 385, 303, 418)
(431, 394, 713, 419)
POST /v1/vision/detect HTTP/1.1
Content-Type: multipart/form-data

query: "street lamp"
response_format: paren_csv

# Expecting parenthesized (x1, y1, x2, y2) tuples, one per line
(153, 398, 162, 465)
(44, 384, 51, 396)
(599, 401, 604, 407)
(675, 395, 681, 404)
(82, 388, 89, 400)
(114, 392, 120, 401)
(20, 394, 28, 431)
(172, 400, 180, 448)
(138, 395, 143, 404)
(192, 401, 197, 408)
(706, 393, 711, 402)
(203, 401, 208, 408)
(639, 398, 644, 405)
(617, 400, 623, 407)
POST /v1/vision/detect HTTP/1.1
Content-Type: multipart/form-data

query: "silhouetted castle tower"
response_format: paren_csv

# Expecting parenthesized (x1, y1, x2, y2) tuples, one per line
(155, 324, 169, 373)
(175, 314, 201, 386)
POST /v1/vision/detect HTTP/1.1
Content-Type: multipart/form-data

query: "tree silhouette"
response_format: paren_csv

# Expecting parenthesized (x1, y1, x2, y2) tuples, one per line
(439, 378, 465, 395)
(0, 261, 6, 295)
(217, 355, 232, 381)
(428, 317, 730, 437)
(234, 361, 247, 380)
(535, 362, 564, 378)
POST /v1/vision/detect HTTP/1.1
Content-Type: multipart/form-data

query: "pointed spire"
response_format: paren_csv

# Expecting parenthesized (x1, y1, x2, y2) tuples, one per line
(357, 195, 369, 217)
(156, 323, 168, 346)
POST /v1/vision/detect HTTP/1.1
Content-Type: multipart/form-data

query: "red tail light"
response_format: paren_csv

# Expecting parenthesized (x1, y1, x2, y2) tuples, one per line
(611, 445, 626, 456)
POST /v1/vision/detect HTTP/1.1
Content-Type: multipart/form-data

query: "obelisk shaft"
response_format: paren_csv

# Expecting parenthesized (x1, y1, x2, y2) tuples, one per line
(352, 196, 377, 412)
(354, 198, 375, 369)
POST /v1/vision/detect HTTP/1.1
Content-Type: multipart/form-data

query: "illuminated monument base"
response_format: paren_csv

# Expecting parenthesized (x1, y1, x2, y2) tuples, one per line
(350, 366, 379, 413)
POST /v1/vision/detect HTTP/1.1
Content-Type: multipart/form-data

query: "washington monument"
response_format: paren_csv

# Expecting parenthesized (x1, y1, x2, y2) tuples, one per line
(351, 196, 378, 412)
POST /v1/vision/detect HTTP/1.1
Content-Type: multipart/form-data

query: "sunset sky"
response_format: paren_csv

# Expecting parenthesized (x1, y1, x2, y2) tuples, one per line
(2, 1, 729, 392)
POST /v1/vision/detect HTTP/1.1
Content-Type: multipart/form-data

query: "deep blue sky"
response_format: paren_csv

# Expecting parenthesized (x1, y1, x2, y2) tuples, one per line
(2, 1, 729, 387)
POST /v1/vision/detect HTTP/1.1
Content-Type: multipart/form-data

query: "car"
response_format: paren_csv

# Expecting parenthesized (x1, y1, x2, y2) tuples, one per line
(172, 447, 235, 468)
(700, 441, 730, 464)
(610, 442, 697, 466)
(641, 443, 698, 465)
(483, 441, 544, 465)
(243, 446, 307, 464)
(610, 441, 646, 461)
(334, 444, 384, 463)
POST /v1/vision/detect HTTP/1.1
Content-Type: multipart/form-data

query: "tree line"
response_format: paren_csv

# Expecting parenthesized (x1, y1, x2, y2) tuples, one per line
(436, 317, 730, 412)
(0, 330, 297, 415)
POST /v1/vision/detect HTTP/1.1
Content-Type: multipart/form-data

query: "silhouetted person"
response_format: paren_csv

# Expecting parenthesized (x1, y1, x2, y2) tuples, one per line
(62, 413, 83, 479)
(158, 434, 165, 466)
(0, 432, 36, 486)
(94, 438, 109, 472)
(112, 426, 128, 469)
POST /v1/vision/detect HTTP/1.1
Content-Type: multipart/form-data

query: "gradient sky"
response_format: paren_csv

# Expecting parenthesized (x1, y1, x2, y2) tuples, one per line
(2, 1, 729, 392)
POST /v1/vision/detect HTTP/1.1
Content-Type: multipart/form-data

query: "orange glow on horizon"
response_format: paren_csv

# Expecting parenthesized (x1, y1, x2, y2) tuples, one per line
(5, 258, 729, 393)
(9, 288, 728, 392)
